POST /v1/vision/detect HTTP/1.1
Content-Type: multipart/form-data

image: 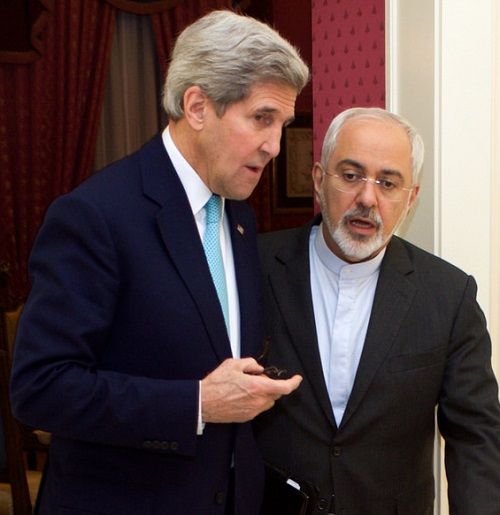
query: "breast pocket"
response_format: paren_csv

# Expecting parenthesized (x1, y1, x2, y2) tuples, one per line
(390, 346, 447, 373)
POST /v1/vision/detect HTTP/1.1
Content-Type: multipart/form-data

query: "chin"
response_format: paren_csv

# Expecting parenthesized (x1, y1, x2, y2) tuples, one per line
(337, 237, 384, 262)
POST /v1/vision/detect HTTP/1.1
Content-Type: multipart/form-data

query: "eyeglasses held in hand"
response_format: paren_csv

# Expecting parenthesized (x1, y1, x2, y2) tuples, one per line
(257, 337, 289, 380)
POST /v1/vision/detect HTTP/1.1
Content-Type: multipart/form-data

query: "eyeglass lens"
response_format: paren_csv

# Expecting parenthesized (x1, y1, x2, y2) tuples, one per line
(331, 173, 410, 202)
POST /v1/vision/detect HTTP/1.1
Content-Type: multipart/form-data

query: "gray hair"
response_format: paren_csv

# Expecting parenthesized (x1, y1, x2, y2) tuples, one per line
(162, 10, 310, 120)
(320, 107, 425, 184)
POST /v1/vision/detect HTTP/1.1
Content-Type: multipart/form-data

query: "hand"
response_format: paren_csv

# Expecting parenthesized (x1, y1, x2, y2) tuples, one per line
(201, 358, 302, 424)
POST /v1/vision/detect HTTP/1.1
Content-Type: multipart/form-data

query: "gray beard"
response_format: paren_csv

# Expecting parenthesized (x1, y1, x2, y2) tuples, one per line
(320, 192, 409, 262)
(332, 218, 385, 261)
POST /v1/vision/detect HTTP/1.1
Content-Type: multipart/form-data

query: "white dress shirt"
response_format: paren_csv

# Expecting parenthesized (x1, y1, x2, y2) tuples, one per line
(162, 127, 241, 435)
(309, 223, 384, 426)
(162, 126, 241, 357)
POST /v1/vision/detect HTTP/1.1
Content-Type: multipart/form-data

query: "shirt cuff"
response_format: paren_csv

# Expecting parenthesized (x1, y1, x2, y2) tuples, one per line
(197, 381, 205, 435)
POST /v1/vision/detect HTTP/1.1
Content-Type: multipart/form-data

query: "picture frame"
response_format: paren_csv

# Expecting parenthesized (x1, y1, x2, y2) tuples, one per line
(272, 113, 314, 214)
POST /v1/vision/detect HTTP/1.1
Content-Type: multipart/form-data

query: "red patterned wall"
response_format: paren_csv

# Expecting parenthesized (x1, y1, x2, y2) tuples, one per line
(312, 0, 386, 162)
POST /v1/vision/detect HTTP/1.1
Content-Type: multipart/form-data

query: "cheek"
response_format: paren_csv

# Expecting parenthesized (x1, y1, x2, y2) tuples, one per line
(381, 206, 406, 231)
(322, 190, 348, 224)
(223, 130, 252, 160)
(209, 133, 239, 166)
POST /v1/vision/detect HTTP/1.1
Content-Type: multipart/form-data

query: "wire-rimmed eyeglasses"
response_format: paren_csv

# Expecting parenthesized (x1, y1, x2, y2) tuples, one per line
(257, 337, 289, 380)
(325, 170, 413, 202)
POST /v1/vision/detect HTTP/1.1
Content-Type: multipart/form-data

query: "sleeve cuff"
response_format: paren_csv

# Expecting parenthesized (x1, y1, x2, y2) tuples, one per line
(197, 381, 205, 435)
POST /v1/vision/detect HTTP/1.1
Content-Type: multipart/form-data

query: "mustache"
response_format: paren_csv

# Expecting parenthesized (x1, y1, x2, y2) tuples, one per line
(341, 206, 382, 228)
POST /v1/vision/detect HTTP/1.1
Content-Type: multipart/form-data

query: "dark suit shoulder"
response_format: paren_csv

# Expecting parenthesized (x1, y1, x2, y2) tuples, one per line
(258, 216, 319, 263)
(390, 236, 470, 280)
(73, 134, 166, 199)
(49, 134, 178, 221)
(258, 226, 300, 251)
(387, 236, 477, 310)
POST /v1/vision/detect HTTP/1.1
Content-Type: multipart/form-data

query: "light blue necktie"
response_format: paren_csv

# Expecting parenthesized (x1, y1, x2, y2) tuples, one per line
(203, 194, 230, 333)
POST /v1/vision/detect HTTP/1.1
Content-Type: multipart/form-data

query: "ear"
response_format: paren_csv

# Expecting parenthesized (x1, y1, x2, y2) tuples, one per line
(183, 85, 208, 131)
(312, 162, 324, 204)
(407, 183, 420, 211)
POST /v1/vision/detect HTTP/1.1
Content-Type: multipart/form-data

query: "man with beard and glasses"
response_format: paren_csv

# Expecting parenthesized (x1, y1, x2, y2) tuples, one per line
(254, 107, 500, 515)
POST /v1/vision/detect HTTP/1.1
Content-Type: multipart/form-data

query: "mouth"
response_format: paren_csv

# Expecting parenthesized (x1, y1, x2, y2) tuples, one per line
(245, 164, 264, 174)
(348, 217, 378, 235)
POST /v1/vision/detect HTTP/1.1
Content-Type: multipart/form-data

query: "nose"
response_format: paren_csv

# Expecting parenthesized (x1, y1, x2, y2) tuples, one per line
(355, 178, 378, 207)
(260, 128, 282, 159)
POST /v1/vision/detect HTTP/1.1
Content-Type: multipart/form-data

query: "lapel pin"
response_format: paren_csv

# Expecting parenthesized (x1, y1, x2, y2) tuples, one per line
(237, 224, 244, 235)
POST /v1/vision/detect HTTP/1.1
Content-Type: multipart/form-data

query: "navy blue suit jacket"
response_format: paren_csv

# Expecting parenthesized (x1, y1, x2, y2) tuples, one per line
(10, 134, 265, 514)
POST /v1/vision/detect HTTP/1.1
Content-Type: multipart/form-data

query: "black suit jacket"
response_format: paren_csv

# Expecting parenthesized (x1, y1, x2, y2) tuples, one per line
(255, 215, 500, 515)
(10, 134, 265, 514)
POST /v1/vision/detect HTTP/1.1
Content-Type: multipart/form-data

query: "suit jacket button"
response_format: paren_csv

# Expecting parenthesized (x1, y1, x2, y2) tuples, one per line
(143, 440, 152, 449)
(332, 446, 341, 457)
(215, 492, 225, 504)
(170, 441, 179, 451)
(317, 498, 328, 511)
(160, 441, 170, 450)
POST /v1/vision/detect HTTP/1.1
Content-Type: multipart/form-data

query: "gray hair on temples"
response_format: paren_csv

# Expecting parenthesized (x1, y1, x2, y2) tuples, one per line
(320, 107, 425, 184)
(162, 9, 310, 121)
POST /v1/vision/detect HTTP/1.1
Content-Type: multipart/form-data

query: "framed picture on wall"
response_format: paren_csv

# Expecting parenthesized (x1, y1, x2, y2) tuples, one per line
(272, 113, 314, 214)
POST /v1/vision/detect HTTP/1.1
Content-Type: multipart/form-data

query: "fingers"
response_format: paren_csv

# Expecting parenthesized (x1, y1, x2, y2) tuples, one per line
(279, 374, 303, 393)
(240, 357, 265, 376)
(200, 358, 302, 424)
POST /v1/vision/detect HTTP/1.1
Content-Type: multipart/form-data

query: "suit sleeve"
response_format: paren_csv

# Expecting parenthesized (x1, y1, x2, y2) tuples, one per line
(10, 194, 200, 457)
(437, 276, 500, 513)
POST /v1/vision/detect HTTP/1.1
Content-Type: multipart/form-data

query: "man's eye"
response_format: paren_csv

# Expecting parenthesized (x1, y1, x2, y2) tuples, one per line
(379, 179, 398, 190)
(342, 172, 361, 183)
(255, 114, 272, 126)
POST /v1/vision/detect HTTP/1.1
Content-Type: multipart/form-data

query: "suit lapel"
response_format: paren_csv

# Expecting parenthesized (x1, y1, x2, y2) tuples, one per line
(226, 203, 263, 360)
(268, 217, 337, 429)
(139, 135, 232, 362)
(341, 237, 417, 427)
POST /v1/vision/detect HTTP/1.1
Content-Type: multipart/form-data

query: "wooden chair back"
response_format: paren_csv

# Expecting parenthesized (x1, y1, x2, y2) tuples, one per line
(0, 303, 43, 514)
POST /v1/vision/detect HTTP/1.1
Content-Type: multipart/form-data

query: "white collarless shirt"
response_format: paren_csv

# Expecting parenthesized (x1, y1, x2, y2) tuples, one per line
(309, 223, 385, 426)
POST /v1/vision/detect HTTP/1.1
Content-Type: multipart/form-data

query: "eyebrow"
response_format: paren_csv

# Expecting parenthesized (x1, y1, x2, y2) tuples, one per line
(336, 159, 404, 179)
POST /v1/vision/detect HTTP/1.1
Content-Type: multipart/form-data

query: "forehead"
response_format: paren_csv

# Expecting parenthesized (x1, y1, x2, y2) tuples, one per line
(241, 81, 297, 113)
(332, 118, 412, 174)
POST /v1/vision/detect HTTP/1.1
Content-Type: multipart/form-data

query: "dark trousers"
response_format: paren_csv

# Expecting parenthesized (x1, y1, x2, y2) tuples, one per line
(225, 469, 235, 515)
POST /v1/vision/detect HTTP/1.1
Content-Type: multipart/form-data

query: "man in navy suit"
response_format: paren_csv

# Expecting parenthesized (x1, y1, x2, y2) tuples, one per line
(10, 10, 309, 515)
(255, 108, 500, 514)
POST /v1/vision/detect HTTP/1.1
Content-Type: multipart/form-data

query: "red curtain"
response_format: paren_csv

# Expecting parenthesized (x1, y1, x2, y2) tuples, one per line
(0, 0, 232, 304)
(0, 1, 116, 304)
(103, 0, 183, 14)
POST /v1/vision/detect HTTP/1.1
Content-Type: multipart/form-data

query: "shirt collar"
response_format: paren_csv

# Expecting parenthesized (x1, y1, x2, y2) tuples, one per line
(162, 126, 213, 216)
